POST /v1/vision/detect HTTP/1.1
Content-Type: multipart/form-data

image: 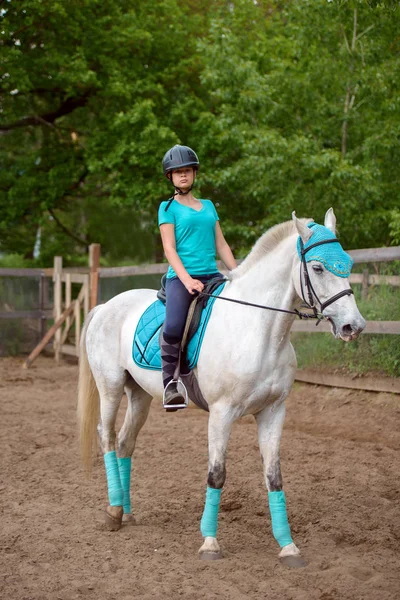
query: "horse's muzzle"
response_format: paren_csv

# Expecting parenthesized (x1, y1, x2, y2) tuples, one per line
(329, 318, 366, 342)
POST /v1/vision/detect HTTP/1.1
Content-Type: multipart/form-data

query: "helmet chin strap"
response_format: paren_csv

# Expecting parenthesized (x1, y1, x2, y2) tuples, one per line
(173, 185, 193, 196)
(165, 186, 194, 211)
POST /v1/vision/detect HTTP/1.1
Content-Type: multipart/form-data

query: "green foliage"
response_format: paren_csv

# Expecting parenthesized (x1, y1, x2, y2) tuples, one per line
(0, 253, 29, 268)
(293, 330, 400, 377)
(389, 209, 400, 245)
(196, 0, 400, 251)
(1, 0, 208, 260)
(1, 0, 399, 264)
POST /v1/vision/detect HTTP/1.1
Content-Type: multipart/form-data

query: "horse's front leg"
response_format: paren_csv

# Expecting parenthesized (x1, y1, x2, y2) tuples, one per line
(198, 403, 235, 560)
(255, 400, 307, 568)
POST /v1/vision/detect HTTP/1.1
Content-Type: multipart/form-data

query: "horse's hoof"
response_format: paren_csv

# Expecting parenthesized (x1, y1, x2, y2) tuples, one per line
(104, 506, 123, 531)
(280, 555, 308, 568)
(199, 551, 222, 561)
(122, 513, 135, 526)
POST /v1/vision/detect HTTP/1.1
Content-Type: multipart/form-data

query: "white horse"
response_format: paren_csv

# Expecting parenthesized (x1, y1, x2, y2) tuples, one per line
(77, 209, 365, 567)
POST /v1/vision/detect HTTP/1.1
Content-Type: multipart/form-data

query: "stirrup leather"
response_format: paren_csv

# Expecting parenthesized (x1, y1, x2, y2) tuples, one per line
(162, 378, 189, 410)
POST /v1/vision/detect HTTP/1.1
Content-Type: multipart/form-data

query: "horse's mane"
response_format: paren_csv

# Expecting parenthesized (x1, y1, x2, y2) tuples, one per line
(230, 218, 313, 280)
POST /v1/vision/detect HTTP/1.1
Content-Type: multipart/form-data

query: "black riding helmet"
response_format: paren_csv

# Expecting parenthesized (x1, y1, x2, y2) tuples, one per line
(162, 144, 199, 178)
(162, 145, 200, 210)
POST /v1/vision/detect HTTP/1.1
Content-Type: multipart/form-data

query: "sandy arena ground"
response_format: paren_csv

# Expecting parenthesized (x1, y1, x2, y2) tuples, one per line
(0, 355, 399, 600)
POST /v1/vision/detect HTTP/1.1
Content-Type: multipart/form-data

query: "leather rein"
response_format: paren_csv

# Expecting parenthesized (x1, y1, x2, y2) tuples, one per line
(200, 236, 354, 326)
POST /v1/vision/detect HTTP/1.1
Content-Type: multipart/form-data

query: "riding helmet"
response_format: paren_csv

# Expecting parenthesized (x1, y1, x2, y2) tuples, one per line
(162, 144, 199, 177)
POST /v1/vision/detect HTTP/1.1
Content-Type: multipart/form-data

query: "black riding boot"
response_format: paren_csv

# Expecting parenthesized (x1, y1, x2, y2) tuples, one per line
(161, 333, 186, 411)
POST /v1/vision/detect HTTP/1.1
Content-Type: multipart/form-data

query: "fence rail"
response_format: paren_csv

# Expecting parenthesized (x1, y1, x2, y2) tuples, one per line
(0, 309, 53, 320)
(1, 244, 399, 367)
(347, 246, 400, 263)
(2, 246, 398, 279)
(291, 320, 400, 334)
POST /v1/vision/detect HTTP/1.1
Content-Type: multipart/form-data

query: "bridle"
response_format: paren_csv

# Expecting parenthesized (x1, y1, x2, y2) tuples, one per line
(298, 236, 354, 325)
(199, 235, 354, 326)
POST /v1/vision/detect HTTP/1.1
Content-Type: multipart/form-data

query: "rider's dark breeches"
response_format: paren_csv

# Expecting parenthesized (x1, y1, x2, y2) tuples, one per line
(161, 274, 218, 388)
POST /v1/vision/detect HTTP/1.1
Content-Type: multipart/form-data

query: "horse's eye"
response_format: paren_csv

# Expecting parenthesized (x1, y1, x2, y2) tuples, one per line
(312, 264, 324, 274)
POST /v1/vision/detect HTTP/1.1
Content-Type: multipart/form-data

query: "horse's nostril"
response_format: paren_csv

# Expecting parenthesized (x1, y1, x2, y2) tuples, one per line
(342, 324, 354, 336)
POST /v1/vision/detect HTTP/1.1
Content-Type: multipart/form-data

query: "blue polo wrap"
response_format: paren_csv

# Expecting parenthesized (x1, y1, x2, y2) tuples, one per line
(200, 487, 222, 538)
(268, 490, 293, 548)
(104, 451, 124, 506)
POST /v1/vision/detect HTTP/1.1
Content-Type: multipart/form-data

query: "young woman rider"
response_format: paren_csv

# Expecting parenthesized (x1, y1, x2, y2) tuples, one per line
(158, 144, 237, 410)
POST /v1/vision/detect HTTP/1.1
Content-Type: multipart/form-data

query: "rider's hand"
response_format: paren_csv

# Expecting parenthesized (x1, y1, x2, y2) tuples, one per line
(183, 277, 204, 295)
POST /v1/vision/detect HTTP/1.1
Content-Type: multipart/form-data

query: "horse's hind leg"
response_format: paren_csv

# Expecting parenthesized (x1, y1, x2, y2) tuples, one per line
(96, 374, 126, 531)
(116, 376, 152, 524)
(255, 400, 306, 568)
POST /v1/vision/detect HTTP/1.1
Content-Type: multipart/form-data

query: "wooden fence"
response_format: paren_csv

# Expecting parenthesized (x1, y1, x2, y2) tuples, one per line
(96, 246, 400, 335)
(0, 245, 98, 366)
(0, 244, 399, 381)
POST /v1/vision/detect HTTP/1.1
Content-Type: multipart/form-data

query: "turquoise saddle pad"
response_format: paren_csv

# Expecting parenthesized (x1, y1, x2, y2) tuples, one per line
(132, 282, 225, 370)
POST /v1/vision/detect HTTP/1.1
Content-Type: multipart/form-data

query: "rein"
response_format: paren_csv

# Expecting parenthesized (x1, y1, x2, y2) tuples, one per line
(199, 291, 319, 320)
(199, 235, 354, 326)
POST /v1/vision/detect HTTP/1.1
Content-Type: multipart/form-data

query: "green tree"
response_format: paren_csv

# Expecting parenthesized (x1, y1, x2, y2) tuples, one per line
(0, 0, 211, 262)
(196, 0, 400, 251)
(1, 0, 399, 264)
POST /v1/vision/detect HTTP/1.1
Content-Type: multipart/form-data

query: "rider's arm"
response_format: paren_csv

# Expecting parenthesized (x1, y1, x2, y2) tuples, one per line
(215, 222, 237, 271)
(159, 223, 204, 294)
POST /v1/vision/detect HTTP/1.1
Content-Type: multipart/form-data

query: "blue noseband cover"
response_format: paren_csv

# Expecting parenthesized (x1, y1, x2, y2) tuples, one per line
(296, 223, 354, 278)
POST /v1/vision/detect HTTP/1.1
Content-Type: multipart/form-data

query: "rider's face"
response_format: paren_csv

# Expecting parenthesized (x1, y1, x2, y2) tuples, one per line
(171, 167, 195, 189)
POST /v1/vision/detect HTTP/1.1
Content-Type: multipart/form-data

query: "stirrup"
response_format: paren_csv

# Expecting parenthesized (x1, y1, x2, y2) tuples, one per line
(162, 378, 188, 411)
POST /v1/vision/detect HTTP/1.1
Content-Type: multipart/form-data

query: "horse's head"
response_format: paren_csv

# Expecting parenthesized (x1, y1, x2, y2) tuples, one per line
(292, 208, 366, 342)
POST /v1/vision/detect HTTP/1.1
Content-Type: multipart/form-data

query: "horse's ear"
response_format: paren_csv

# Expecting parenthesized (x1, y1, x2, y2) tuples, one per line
(324, 207, 336, 234)
(292, 211, 313, 243)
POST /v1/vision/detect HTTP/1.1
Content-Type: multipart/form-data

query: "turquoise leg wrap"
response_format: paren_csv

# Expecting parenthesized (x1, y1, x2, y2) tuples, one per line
(200, 487, 222, 538)
(117, 456, 132, 514)
(104, 451, 123, 506)
(268, 490, 293, 548)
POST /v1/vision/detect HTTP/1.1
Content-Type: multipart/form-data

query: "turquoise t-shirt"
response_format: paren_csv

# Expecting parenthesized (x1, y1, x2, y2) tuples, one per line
(158, 199, 219, 279)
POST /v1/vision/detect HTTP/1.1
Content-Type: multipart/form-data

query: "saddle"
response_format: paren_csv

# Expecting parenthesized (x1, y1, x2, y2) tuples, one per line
(156, 273, 226, 351)
(132, 275, 226, 411)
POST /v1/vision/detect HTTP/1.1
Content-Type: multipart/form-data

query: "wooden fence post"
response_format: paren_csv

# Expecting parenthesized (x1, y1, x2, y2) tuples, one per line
(74, 300, 81, 355)
(39, 272, 47, 341)
(53, 256, 63, 363)
(65, 272, 72, 331)
(89, 243, 101, 309)
(83, 274, 90, 319)
(361, 268, 369, 300)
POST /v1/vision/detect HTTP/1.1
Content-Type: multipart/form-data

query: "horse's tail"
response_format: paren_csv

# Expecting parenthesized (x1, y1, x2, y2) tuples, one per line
(77, 305, 103, 476)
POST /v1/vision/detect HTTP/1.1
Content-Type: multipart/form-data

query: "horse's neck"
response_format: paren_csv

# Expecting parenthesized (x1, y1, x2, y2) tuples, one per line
(218, 236, 298, 354)
(228, 235, 297, 308)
